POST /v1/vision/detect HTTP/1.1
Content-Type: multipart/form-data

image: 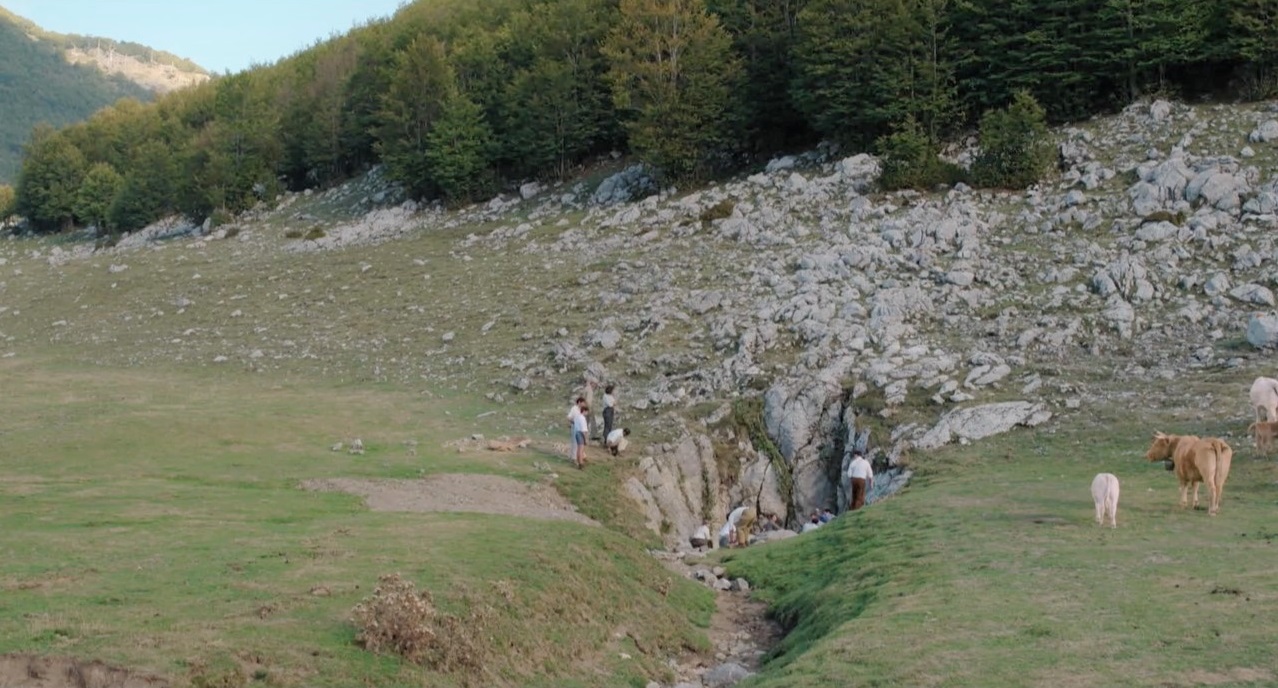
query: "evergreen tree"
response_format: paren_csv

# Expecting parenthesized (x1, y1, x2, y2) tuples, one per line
(604, 0, 743, 181)
(425, 94, 495, 202)
(1227, 0, 1278, 97)
(971, 91, 1054, 189)
(376, 36, 456, 198)
(792, 0, 956, 148)
(14, 127, 86, 232)
(708, 0, 812, 152)
(74, 162, 122, 233)
(504, 0, 617, 178)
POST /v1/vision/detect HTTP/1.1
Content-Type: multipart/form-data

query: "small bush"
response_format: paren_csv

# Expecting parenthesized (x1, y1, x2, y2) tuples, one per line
(1140, 210, 1185, 226)
(222, 226, 241, 239)
(283, 229, 304, 239)
(303, 227, 326, 241)
(971, 91, 1054, 189)
(699, 199, 735, 225)
(351, 573, 490, 673)
(877, 115, 969, 191)
(208, 208, 233, 228)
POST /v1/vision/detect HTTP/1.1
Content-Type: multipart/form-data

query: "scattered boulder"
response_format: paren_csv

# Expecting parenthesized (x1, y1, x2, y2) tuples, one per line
(914, 402, 1052, 450)
(1246, 315, 1278, 349)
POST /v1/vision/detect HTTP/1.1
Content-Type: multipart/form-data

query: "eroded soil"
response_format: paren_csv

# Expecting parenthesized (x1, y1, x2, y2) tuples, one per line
(301, 473, 598, 525)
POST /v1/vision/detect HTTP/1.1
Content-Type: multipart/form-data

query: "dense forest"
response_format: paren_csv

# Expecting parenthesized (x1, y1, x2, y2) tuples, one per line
(0, 11, 157, 182)
(11, 0, 1278, 234)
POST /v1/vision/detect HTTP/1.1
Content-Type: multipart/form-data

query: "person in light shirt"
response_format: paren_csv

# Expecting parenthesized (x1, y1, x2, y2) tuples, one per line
(606, 427, 630, 456)
(567, 396, 586, 465)
(847, 451, 873, 511)
(572, 405, 590, 469)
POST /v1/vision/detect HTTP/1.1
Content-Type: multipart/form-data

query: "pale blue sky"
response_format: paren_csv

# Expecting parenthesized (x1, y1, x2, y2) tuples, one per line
(3, 0, 408, 74)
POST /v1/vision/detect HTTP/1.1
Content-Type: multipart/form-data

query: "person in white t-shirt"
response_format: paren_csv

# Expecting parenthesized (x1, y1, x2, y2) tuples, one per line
(567, 396, 586, 465)
(572, 405, 590, 469)
(606, 427, 631, 456)
(847, 452, 874, 511)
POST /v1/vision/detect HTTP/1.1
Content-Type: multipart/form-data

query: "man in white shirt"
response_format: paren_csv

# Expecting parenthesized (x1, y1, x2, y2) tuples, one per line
(847, 452, 873, 511)
(606, 427, 630, 456)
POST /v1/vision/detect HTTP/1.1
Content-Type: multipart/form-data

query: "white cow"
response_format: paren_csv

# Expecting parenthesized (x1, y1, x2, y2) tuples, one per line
(1249, 377, 1278, 422)
(1091, 473, 1120, 528)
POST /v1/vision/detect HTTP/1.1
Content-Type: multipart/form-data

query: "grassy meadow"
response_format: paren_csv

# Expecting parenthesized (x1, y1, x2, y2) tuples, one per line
(724, 376, 1278, 688)
(0, 358, 713, 687)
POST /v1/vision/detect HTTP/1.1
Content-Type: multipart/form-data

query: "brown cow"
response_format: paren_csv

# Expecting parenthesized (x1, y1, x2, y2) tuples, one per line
(1248, 420, 1278, 455)
(1145, 432, 1233, 516)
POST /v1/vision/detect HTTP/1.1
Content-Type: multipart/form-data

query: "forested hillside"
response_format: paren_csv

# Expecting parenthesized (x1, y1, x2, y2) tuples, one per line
(0, 12, 154, 182)
(12, 0, 1278, 234)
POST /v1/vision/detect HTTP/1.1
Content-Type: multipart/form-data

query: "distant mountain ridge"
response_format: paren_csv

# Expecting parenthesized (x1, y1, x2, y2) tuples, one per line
(0, 5, 209, 182)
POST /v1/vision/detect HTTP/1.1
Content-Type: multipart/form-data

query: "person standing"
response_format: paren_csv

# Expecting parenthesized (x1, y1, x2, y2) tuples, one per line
(567, 396, 585, 465)
(573, 404, 590, 469)
(847, 452, 874, 511)
(602, 384, 617, 446)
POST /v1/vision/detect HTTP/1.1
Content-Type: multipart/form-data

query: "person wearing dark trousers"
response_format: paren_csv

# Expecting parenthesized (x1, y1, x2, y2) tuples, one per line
(601, 384, 617, 446)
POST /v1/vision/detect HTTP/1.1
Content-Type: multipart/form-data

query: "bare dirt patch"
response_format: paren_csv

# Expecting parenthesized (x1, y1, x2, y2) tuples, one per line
(0, 654, 168, 688)
(301, 473, 598, 525)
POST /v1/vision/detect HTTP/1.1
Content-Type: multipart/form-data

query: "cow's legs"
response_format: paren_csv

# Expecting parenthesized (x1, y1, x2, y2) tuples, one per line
(1191, 481, 1202, 509)
(1179, 481, 1189, 508)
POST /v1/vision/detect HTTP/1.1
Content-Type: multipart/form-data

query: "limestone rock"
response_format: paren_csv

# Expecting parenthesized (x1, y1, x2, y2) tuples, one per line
(914, 402, 1052, 450)
(1246, 315, 1278, 349)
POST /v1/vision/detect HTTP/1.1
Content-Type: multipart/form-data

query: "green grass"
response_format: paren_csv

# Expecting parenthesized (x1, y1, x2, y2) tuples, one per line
(722, 404, 1278, 687)
(0, 358, 713, 687)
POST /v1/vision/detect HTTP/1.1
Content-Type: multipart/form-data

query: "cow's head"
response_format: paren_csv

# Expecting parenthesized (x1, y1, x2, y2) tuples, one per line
(1145, 432, 1175, 462)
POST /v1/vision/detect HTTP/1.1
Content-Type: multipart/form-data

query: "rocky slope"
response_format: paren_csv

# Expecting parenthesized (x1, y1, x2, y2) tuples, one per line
(65, 46, 209, 94)
(7, 99, 1278, 551)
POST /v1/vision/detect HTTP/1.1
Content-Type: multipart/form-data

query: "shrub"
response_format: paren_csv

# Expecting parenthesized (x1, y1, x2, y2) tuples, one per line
(283, 228, 304, 239)
(699, 199, 735, 225)
(222, 226, 240, 239)
(351, 573, 490, 673)
(303, 228, 326, 241)
(971, 91, 1054, 189)
(877, 115, 969, 191)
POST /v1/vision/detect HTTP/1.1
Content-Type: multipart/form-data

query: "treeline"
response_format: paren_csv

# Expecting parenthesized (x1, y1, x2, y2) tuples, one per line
(14, 0, 1278, 233)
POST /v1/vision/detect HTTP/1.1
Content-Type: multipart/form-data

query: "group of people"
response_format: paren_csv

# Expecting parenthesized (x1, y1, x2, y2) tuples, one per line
(691, 451, 877, 549)
(566, 382, 630, 469)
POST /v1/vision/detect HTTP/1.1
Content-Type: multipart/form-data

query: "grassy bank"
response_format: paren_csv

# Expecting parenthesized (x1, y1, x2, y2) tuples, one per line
(724, 392, 1278, 687)
(0, 358, 713, 687)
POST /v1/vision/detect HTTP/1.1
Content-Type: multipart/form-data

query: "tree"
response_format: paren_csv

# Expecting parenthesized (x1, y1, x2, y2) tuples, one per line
(971, 91, 1054, 189)
(108, 141, 176, 231)
(14, 127, 86, 232)
(708, 0, 813, 152)
(792, 0, 956, 148)
(503, 0, 617, 178)
(375, 36, 457, 198)
(604, 0, 743, 181)
(74, 162, 123, 233)
(877, 114, 964, 190)
(0, 184, 14, 219)
(424, 94, 495, 202)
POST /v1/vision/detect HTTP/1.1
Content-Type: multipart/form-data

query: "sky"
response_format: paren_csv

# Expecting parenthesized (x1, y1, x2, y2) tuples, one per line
(3, 0, 408, 74)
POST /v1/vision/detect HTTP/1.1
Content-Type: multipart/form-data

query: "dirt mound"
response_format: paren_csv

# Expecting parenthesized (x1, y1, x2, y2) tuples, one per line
(0, 655, 168, 688)
(301, 473, 597, 525)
